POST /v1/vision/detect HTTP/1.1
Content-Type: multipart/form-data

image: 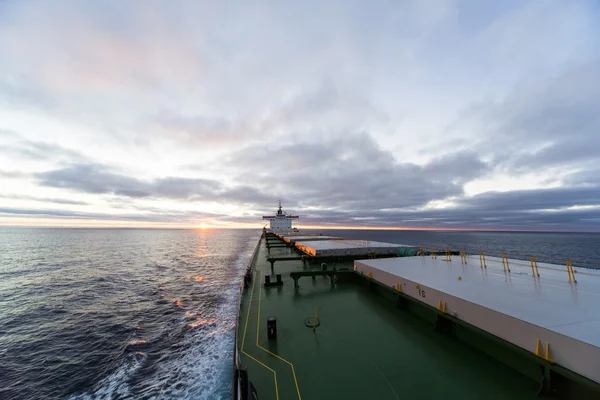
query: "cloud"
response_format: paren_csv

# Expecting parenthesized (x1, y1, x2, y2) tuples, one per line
(150, 113, 247, 147)
(35, 163, 279, 205)
(6, 185, 599, 230)
(0, 206, 221, 223)
(36, 164, 219, 199)
(4, 138, 84, 162)
(147, 78, 392, 151)
(448, 60, 600, 179)
(461, 186, 600, 212)
(290, 186, 600, 230)
(0, 193, 88, 205)
(226, 132, 490, 211)
(1, 130, 85, 162)
(0, 169, 28, 179)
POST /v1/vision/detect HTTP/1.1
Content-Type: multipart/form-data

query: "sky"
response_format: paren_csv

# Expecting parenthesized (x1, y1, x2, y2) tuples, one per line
(1, 0, 600, 230)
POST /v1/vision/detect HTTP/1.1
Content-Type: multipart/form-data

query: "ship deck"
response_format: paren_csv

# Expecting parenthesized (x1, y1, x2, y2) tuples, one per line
(237, 236, 543, 399)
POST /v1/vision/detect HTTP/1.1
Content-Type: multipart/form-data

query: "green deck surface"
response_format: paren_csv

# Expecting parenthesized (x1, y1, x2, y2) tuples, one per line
(238, 237, 539, 399)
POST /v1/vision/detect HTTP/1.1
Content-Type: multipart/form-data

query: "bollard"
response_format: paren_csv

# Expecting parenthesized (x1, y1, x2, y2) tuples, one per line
(267, 317, 277, 339)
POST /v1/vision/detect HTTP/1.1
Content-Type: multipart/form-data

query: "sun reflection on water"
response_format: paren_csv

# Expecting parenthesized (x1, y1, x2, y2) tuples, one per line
(187, 312, 218, 328)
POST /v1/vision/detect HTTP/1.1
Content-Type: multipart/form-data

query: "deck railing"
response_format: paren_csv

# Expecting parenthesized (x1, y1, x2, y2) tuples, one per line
(232, 232, 263, 400)
(418, 244, 600, 283)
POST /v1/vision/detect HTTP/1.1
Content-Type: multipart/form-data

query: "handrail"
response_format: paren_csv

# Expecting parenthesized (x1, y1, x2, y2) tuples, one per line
(418, 244, 600, 268)
(232, 232, 263, 400)
(415, 242, 600, 284)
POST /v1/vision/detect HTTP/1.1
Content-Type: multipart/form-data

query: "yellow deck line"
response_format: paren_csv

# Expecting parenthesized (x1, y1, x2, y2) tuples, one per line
(257, 271, 303, 400)
(241, 270, 279, 400)
(240, 350, 279, 400)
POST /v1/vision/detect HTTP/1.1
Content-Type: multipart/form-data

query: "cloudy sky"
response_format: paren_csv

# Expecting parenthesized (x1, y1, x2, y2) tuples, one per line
(1, 0, 599, 230)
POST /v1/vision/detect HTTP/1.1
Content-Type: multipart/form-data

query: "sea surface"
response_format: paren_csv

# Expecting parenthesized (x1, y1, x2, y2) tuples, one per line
(1, 228, 600, 400)
(0, 228, 260, 400)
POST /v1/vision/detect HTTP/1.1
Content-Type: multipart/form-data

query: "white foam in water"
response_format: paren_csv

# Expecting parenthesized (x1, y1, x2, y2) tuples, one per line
(70, 233, 259, 399)
(146, 321, 236, 399)
(144, 241, 254, 400)
(69, 353, 146, 400)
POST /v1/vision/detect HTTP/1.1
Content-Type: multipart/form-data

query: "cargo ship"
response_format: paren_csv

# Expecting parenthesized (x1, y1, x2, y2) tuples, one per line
(232, 203, 600, 399)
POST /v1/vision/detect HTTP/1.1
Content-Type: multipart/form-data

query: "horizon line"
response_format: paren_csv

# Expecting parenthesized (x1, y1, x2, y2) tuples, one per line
(1, 224, 598, 233)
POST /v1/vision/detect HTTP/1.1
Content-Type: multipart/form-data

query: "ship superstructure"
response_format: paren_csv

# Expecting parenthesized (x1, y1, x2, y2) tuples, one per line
(261, 202, 298, 232)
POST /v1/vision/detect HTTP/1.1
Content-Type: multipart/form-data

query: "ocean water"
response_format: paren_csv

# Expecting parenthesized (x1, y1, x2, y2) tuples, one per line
(2, 228, 600, 400)
(0, 228, 260, 400)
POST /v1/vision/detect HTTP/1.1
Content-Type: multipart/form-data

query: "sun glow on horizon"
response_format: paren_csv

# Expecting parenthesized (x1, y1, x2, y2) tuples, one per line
(0, 218, 595, 232)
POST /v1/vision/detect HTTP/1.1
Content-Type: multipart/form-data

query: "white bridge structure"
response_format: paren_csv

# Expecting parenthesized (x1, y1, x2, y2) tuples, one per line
(262, 202, 298, 232)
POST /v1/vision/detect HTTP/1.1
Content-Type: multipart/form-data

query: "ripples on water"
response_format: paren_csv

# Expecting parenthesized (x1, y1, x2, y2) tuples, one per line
(0, 228, 260, 400)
